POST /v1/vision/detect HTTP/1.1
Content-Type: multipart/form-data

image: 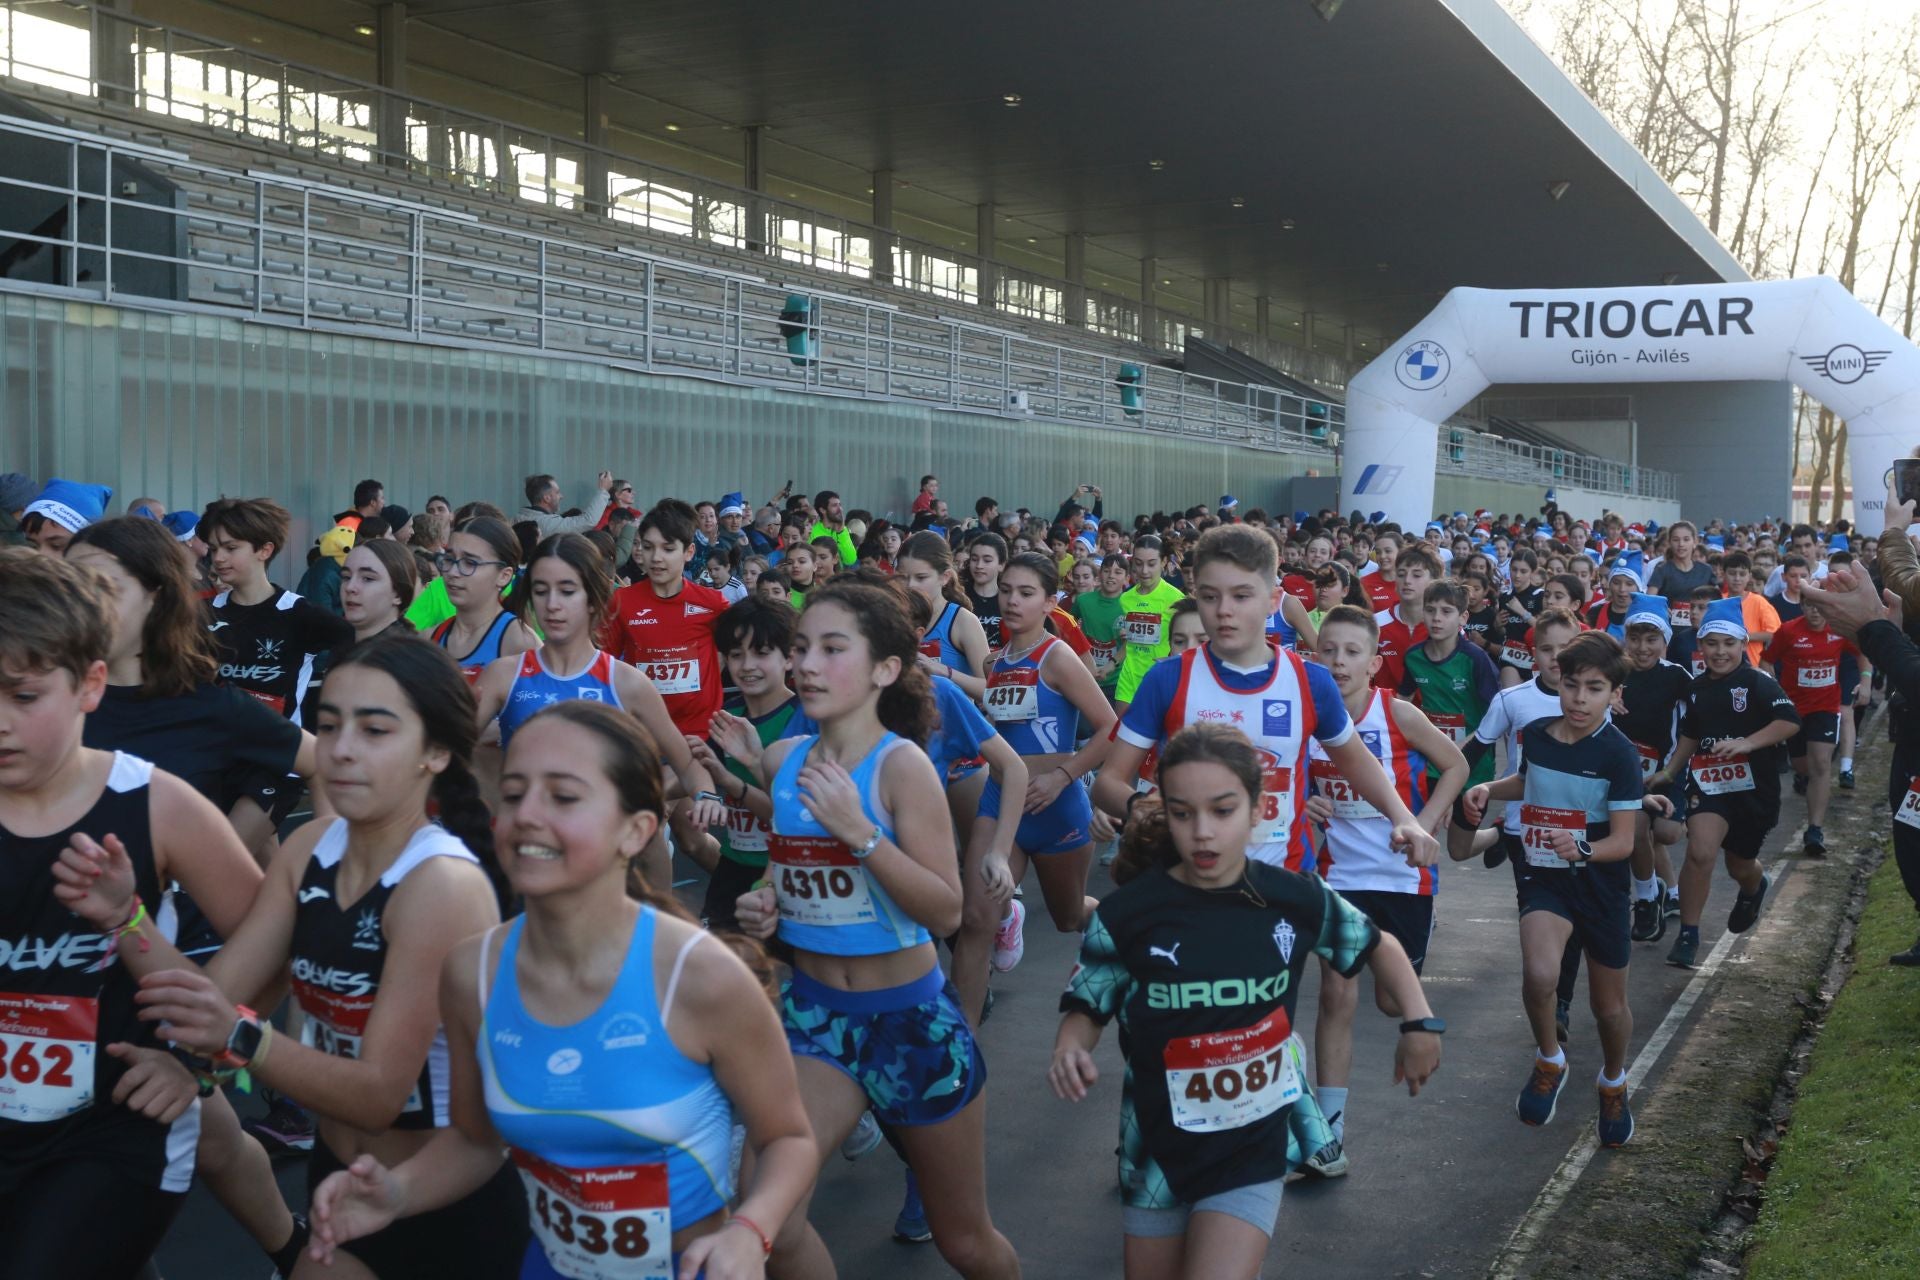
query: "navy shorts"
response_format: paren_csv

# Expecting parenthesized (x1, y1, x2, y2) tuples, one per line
(1686, 795, 1776, 860)
(1506, 836, 1631, 970)
(1788, 712, 1840, 756)
(782, 965, 986, 1128)
(1335, 889, 1435, 974)
(979, 775, 1094, 855)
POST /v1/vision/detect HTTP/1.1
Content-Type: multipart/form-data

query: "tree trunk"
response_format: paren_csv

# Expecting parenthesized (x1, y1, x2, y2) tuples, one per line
(1806, 406, 1836, 525)
(1829, 421, 1849, 527)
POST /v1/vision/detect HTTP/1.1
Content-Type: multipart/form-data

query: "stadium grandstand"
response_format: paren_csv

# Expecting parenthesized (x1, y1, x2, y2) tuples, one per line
(0, 0, 1783, 545)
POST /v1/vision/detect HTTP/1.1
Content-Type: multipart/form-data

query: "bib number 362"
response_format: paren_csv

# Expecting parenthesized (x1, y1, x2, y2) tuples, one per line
(515, 1150, 671, 1280)
(0, 992, 97, 1124)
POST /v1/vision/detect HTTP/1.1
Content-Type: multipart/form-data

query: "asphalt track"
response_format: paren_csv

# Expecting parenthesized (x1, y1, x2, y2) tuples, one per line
(155, 806, 1806, 1280)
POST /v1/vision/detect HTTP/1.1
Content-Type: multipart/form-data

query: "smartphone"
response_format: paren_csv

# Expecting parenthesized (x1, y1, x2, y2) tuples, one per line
(1896, 458, 1920, 507)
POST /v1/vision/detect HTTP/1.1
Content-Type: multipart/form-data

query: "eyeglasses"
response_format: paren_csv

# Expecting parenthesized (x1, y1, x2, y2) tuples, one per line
(434, 552, 509, 577)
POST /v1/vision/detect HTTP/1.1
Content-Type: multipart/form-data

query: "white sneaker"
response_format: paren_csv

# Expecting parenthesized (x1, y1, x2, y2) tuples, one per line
(840, 1110, 881, 1161)
(991, 898, 1027, 973)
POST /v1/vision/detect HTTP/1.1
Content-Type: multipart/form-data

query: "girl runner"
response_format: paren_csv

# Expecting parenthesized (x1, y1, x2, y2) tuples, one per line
(342, 541, 421, 646)
(1, 549, 263, 1280)
(306, 700, 818, 1279)
(899, 530, 990, 700)
(65, 638, 530, 1277)
(1051, 723, 1441, 1280)
(733, 578, 1021, 1278)
(430, 517, 536, 683)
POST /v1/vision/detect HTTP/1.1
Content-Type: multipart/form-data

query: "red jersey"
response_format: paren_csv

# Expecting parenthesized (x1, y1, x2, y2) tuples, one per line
(1373, 612, 1428, 691)
(1048, 607, 1093, 656)
(610, 578, 727, 736)
(1763, 618, 1856, 716)
(1280, 573, 1316, 610)
(1360, 569, 1398, 620)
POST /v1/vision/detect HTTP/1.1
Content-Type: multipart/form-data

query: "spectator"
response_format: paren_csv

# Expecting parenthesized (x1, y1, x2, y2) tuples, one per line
(0, 472, 35, 546)
(381, 504, 413, 544)
(912, 473, 939, 515)
(715, 492, 753, 562)
(808, 489, 857, 565)
(748, 505, 781, 556)
(336, 478, 385, 532)
(516, 470, 612, 538)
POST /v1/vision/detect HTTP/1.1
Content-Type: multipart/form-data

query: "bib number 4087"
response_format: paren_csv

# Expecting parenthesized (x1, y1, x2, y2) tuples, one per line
(1182, 1048, 1285, 1106)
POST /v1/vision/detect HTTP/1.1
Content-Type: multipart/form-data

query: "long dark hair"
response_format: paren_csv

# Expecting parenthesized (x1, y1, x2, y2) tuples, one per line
(802, 577, 936, 746)
(899, 530, 968, 607)
(1114, 724, 1266, 885)
(69, 517, 218, 699)
(528, 701, 774, 997)
(524, 533, 615, 634)
(323, 636, 507, 908)
(353, 538, 420, 613)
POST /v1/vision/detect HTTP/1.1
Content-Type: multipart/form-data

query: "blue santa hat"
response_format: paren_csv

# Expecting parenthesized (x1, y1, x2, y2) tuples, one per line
(1218, 495, 1239, 510)
(1605, 551, 1646, 591)
(161, 511, 199, 543)
(1369, 510, 1387, 525)
(1545, 488, 1558, 504)
(717, 491, 748, 519)
(1624, 592, 1671, 640)
(1704, 535, 1727, 550)
(1697, 597, 1748, 642)
(1830, 533, 1851, 553)
(24, 479, 112, 533)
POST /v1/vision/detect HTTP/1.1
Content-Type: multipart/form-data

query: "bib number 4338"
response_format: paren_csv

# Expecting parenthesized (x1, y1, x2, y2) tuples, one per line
(514, 1150, 671, 1280)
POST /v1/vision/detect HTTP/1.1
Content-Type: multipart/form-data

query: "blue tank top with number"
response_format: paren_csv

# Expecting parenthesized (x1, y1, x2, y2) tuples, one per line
(496, 649, 624, 749)
(479, 907, 734, 1272)
(985, 636, 1081, 756)
(769, 733, 931, 955)
(923, 600, 971, 673)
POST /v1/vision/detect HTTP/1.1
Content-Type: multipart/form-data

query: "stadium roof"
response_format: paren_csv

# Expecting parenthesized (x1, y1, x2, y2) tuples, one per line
(209, 0, 1748, 350)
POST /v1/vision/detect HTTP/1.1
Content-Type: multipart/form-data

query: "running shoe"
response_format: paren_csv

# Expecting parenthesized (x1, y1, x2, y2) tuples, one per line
(1596, 1081, 1635, 1148)
(1839, 768, 1856, 791)
(1804, 825, 1826, 859)
(990, 898, 1026, 973)
(1890, 936, 1920, 966)
(840, 1110, 881, 1162)
(893, 1170, 933, 1244)
(1666, 931, 1699, 970)
(1664, 889, 1682, 920)
(1792, 773, 1808, 796)
(1630, 895, 1664, 942)
(980, 985, 996, 1025)
(1483, 841, 1508, 870)
(1303, 1137, 1349, 1178)
(1515, 1056, 1567, 1127)
(1727, 872, 1772, 934)
(243, 1095, 315, 1156)
(1554, 996, 1572, 1045)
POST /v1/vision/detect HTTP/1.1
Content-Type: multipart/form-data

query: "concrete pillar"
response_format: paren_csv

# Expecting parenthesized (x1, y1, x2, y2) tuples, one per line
(374, 5, 408, 169)
(871, 168, 894, 286)
(1140, 256, 1159, 347)
(1343, 324, 1356, 362)
(1303, 311, 1317, 349)
(1256, 295, 1271, 339)
(1064, 232, 1087, 329)
(975, 202, 997, 308)
(583, 72, 609, 216)
(744, 125, 766, 254)
(92, 0, 138, 108)
(1204, 276, 1231, 331)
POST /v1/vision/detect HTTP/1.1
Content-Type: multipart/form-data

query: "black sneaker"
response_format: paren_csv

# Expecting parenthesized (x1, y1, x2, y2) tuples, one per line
(1804, 826, 1826, 859)
(1667, 931, 1700, 969)
(1554, 997, 1571, 1045)
(242, 1095, 315, 1157)
(1727, 873, 1772, 934)
(1891, 936, 1920, 966)
(1304, 1137, 1349, 1178)
(1631, 896, 1666, 942)
(1792, 774, 1808, 796)
(1664, 890, 1682, 919)
(1839, 768, 1856, 791)
(1483, 841, 1508, 870)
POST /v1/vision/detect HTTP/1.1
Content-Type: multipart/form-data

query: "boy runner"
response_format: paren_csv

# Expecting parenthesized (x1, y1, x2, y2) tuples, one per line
(1112, 534, 1186, 712)
(1400, 580, 1500, 785)
(1075, 554, 1130, 699)
(1462, 632, 1667, 1146)
(1765, 597, 1870, 858)
(1373, 543, 1440, 692)
(1655, 598, 1802, 968)
(609, 498, 728, 738)
(1614, 594, 1692, 940)
(1719, 550, 1781, 669)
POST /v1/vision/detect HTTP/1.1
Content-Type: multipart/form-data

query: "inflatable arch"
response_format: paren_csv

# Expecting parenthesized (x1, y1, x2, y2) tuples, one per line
(1339, 277, 1920, 533)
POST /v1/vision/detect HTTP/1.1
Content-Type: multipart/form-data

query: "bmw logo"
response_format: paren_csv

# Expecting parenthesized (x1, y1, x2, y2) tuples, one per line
(1396, 340, 1450, 391)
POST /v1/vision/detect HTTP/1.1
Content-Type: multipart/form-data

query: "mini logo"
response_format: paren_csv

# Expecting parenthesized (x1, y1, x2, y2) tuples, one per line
(1274, 919, 1297, 963)
(1731, 688, 1748, 713)
(1148, 942, 1182, 966)
(1262, 699, 1294, 737)
(546, 1048, 583, 1076)
(351, 907, 382, 950)
(1353, 463, 1404, 496)
(298, 885, 330, 904)
(1396, 340, 1450, 390)
(1801, 343, 1888, 384)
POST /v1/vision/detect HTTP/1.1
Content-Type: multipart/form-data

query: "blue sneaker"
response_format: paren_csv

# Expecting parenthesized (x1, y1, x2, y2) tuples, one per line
(1727, 872, 1771, 934)
(1596, 1081, 1635, 1147)
(1803, 825, 1826, 859)
(1516, 1056, 1567, 1127)
(893, 1170, 933, 1244)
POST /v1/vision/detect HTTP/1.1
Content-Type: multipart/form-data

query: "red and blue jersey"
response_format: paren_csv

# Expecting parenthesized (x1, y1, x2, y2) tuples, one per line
(1307, 690, 1435, 895)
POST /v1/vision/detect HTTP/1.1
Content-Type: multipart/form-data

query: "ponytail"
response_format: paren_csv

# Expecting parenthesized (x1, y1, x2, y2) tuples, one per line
(432, 757, 510, 912)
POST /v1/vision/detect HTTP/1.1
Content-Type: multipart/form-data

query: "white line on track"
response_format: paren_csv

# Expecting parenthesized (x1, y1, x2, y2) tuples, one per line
(1486, 915, 1746, 1278)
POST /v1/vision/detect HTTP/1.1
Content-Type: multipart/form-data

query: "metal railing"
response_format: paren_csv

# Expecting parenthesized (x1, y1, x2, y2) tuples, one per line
(1435, 424, 1679, 502)
(0, 0, 1360, 392)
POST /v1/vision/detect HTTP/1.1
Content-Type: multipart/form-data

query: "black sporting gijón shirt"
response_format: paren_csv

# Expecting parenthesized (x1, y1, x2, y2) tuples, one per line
(1679, 666, 1800, 804)
(208, 588, 354, 722)
(1616, 660, 1694, 778)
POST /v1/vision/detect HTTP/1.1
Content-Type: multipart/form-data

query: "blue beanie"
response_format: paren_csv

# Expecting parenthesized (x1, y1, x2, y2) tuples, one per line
(24, 479, 113, 533)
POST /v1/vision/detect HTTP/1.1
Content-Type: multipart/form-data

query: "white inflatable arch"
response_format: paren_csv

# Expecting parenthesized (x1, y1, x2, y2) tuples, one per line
(1340, 277, 1920, 533)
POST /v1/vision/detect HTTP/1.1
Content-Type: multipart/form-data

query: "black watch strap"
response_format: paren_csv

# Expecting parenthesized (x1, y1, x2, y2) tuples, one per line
(1399, 1017, 1446, 1036)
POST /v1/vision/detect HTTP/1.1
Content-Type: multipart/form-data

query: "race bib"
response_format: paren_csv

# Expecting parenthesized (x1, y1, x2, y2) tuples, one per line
(1691, 655, 1707, 678)
(1798, 663, 1836, 689)
(984, 667, 1039, 722)
(1309, 758, 1380, 822)
(514, 1150, 671, 1280)
(724, 799, 768, 853)
(918, 638, 943, 660)
(1635, 742, 1662, 779)
(1897, 778, 1920, 830)
(0, 992, 96, 1123)
(1500, 642, 1534, 670)
(241, 687, 288, 715)
(1520, 803, 1586, 869)
(1088, 639, 1119, 678)
(1250, 752, 1294, 845)
(1429, 711, 1470, 744)
(1690, 753, 1755, 795)
(1670, 602, 1694, 630)
(771, 836, 877, 929)
(1164, 1008, 1302, 1134)
(1122, 612, 1164, 648)
(639, 647, 701, 696)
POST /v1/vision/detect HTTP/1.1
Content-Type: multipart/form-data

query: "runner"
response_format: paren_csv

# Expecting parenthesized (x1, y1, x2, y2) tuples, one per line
(428, 517, 536, 683)
(1658, 598, 1802, 969)
(1305, 604, 1467, 1169)
(1167, 599, 1207, 655)
(1614, 595, 1691, 942)
(900, 530, 991, 701)
(1764, 595, 1869, 859)
(1373, 543, 1440, 692)
(1052, 723, 1441, 1280)
(1399, 579, 1500, 785)
(1648, 522, 1714, 667)
(1075, 553, 1131, 701)
(731, 577, 1021, 1278)
(965, 532, 1009, 648)
(0, 548, 263, 1279)
(1718, 551, 1781, 670)
(340, 540, 421, 645)
(305, 699, 818, 1279)
(1460, 632, 1666, 1144)
(1113, 535, 1186, 713)
(20, 479, 112, 556)
(610, 499, 729, 740)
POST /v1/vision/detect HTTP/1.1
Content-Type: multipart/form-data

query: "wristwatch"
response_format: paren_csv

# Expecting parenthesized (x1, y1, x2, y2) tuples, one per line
(212, 1005, 265, 1070)
(1399, 1017, 1447, 1036)
(1573, 838, 1594, 864)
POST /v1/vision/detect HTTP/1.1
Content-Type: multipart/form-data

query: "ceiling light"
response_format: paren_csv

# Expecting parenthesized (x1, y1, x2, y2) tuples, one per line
(1230, 196, 1246, 208)
(1312, 0, 1349, 18)
(1547, 179, 1572, 201)
(664, 122, 681, 132)
(1026, 237, 1036, 243)
(1162, 278, 1171, 285)
(1149, 159, 1165, 171)
(353, 24, 375, 36)
(1281, 218, 1296, 231)
(865, 187, 874, 194)
(1001, 93, 1023, 107)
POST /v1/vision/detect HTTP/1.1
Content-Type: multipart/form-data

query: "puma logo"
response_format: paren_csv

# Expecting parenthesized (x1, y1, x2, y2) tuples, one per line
(1148, 942, 1181, 966)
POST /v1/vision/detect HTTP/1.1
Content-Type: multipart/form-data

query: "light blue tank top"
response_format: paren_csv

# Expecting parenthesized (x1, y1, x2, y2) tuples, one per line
(496, 648, 624, 749)
(769, 733, 932, 955)
(985, 636, 1081, 755)
(479, 908, 734, 1264)
(922, 600, 971, 673)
